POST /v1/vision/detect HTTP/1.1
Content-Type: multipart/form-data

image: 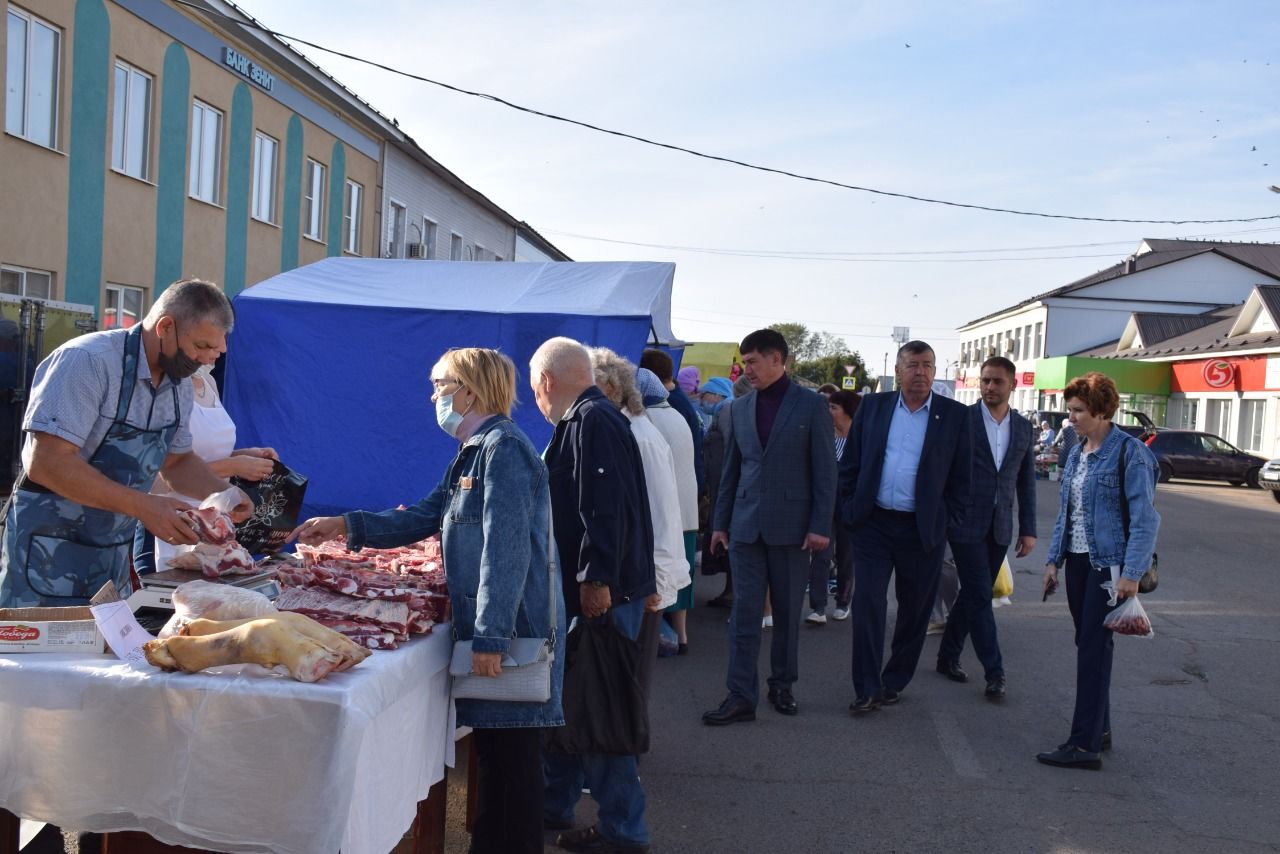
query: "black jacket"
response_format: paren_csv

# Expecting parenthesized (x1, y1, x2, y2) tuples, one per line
(948, 404, 1037, 546)
(545, 387, 657, 618)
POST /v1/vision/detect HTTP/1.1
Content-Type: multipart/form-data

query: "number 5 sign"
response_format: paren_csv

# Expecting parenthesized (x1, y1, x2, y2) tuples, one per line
(1202, 359, 1235, 388)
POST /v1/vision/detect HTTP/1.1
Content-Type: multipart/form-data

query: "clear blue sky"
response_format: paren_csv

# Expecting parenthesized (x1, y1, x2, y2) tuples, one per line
(234, 0, 1280, 369)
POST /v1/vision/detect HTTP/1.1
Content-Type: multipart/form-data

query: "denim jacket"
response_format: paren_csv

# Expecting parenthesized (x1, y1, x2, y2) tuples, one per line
(1046, 424, 1160, 581)
(344, 415, 565, 729)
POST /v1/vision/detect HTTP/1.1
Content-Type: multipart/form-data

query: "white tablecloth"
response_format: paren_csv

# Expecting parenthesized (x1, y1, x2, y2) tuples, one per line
(0, 626, 455, 854)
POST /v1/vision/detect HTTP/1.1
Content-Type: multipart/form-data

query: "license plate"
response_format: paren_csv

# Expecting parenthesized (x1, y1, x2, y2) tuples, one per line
(1263, 471, 1280, 481)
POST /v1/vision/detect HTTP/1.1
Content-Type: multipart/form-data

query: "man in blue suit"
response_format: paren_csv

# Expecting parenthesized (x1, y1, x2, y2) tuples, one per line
(840, 340, 971, 713)
(703, 329, 836, 724)
(936, 356, 1036, 700)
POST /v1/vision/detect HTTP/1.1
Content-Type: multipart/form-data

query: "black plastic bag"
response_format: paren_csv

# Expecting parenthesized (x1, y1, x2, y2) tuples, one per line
(544, 615, 650, 756)
(231, 460, 308, 554)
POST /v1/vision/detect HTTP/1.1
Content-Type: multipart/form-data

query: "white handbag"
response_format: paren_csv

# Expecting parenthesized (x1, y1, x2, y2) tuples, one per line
(449, 507, 556, 703)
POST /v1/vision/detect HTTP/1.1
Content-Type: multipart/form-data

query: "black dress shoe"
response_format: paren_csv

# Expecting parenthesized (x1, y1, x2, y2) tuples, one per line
(1059, 730, 1111, 752)
(702, 696, 755, 726)
(848, 696, 880, 714)
(936, 659, 968, 683)
(878, 687, 902, 705)
(984, 676, 1007, 700)
(1036, 745, 1102, 770)
(556, 825, 651, 853)
(767, 688, 798, 715)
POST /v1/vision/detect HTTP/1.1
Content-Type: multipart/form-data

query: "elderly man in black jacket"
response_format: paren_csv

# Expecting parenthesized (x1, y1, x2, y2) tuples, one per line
(532, 336, 657, 854)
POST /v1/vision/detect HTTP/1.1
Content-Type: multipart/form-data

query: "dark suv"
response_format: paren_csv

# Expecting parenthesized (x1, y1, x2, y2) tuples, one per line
(1145, 431, 1268, 487)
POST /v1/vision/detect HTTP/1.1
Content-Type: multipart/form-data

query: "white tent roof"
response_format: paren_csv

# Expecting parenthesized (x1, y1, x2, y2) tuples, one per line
(238, 258, 679, 344)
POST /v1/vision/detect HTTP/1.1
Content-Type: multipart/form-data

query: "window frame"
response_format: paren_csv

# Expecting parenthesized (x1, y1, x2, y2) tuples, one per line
(251, 130, 280, 224)
(103, 283, 146, 330)
(1238, 398, 1266, 451)
(343, 179, 363, 255)
(0, 264, 53, 300)
(111, 59, 153, 181)
(449, 233, 463, 261)
(388, 199, 407, 258)
(302, 158, 326, 241)
(5, 7, 61, 149)
(188, 99, 223, 205)
(422, 218, 438, 259)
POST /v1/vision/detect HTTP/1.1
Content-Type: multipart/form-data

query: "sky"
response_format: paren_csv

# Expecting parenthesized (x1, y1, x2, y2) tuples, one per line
(232, 0, 1280, 373)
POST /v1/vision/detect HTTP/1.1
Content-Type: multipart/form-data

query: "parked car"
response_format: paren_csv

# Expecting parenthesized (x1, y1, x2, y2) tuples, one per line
(1145, 430, 1268, 487)
(1259, 459, 1280, 503)
(1116, 409, 1165, 441)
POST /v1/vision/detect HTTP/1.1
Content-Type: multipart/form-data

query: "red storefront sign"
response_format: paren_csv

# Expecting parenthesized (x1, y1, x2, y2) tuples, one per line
(1172, 355, 1270, 392)
(1020, 371, 1035, 386)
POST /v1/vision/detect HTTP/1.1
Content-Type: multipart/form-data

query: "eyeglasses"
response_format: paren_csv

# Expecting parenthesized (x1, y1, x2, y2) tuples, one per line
(430, 377, 463, 392)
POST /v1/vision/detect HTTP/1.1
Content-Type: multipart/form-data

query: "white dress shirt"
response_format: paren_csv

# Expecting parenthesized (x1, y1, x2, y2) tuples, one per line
(981, 403, 1011, 470)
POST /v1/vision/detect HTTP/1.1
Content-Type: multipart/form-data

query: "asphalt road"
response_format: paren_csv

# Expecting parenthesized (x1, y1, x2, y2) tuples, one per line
(442, 478, 1280, 853)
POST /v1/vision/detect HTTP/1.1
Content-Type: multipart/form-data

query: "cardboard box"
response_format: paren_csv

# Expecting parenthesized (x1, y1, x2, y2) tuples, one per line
(0, 582, 118, 654)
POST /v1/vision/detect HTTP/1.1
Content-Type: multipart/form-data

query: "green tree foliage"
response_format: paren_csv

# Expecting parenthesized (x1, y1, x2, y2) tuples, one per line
(764, 322, 869, 389)
(791, 351, 870, 390)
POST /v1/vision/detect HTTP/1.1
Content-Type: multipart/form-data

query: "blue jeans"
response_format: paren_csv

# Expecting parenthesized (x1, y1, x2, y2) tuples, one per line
(543, 596, 649, 846)
(939, 531, 1006, 679)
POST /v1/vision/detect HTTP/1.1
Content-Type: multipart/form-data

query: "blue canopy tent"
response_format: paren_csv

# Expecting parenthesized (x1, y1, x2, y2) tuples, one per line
(222, 258, 678, 519)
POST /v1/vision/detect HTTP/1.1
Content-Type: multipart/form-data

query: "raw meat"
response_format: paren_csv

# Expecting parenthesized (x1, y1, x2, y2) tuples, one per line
(274, 586, 412, 636)
(158, 580, 277, 639)
(143, 612, 366, 682)
(168, 507, 257, 577)
(1102, 597, 1154, 638)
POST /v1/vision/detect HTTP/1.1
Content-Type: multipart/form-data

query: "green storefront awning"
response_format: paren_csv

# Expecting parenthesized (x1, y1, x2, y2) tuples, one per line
(1034, 356, 1171, 395)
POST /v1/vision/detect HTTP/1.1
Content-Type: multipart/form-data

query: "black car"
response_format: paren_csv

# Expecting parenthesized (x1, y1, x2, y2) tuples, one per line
(1145, 430, 1269, 487)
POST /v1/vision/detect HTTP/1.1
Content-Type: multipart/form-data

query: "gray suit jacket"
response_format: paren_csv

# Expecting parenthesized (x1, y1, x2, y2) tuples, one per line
(713, 379, 836, 545)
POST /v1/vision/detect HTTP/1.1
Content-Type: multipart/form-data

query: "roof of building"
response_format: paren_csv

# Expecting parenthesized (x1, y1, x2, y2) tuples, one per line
(1130, 312, 1222, 347)
(960, 239, 1280, 330)
(1079, 297, 1280, 360)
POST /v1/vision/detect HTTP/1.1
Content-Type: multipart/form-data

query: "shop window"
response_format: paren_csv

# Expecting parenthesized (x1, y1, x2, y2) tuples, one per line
(104, 283, 145, 329)
(112, 61, 153, 180)
(1239, 399, 1265, 451)
(1204, 398, 1232, 439)
(303, 159, 326, 240)
(5, 8, 60, 148)
(1178, 399, 1199, 430)
(189, 100, 223, 204)
(251, 131, 279, 223)
(343, 180, 363, 254)
(0, 265, 52, 299)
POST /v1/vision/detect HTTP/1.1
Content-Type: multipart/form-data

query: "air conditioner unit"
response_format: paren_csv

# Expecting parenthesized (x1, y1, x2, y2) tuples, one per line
(407, 243, 426, 259)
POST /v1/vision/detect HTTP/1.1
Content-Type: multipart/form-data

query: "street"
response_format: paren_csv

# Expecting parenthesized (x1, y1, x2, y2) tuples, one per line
(448, 479, 1280, 852)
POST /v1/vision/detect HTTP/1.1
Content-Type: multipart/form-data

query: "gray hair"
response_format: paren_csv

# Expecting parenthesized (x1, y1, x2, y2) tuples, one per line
(732, 375, 753, 397)
(146, 279, 234, 331)
(589, 347, 644, 416)
(530, 336, 593, 382)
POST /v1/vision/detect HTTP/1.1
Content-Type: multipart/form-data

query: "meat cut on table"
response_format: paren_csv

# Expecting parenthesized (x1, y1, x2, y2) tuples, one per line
(167, 507, 258, 577)
(274, 586, 412, 636)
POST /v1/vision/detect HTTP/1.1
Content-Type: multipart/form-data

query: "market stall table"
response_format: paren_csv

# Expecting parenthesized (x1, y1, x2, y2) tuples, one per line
(0, 626, 454, 854)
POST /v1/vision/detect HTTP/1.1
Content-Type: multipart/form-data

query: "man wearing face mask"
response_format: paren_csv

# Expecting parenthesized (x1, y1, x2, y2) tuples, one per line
(0, 279, 252, 608)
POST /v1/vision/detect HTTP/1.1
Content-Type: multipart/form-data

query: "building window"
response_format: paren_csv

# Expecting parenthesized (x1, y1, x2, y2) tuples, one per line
(463, 244, 474, 261)
(5, 8, 60, 148)
(450, 233, 463, 261)
(1023, 325, 1032, 359)
(189, 100, 223, 204)
(343, 179, 362, 254)
(494, 254, 503, 262)
(251, 131, 279, 223)
(1239, 399, 1265, 451)
(103, 284, 145, 329)
(1204, 398, 1232, 439)
(422, 219, 438, 259)
(1033, 322, 1043, 359)
(302, 159, 325, 240)
(112, 61, 152, 180)
(1178, 398, 1199, 430)
(388, 201, 406, 258)
(474, 244, 486, 262)
(0, 265, 52, 299)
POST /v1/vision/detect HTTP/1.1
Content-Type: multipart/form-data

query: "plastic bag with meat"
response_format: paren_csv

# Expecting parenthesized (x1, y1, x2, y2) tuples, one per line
(1103, 596, 1154, 638)
(159, 579, 278, 638)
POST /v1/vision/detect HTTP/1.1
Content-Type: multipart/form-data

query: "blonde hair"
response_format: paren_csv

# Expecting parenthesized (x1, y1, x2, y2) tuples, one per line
(436, 348, 517, 417)
(589, 347, 644, 416)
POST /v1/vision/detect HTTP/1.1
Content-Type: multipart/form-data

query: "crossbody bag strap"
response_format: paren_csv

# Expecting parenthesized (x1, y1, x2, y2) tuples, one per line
(547, 499, 557, 645)
(1118, 439, 1130, 542)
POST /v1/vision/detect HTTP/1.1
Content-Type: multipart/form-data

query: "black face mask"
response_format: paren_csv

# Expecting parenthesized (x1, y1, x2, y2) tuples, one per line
(158, 322, 203, 382)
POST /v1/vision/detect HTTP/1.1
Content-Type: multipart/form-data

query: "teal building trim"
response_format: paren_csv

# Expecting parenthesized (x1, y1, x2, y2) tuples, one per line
(153, 43, 191, 295)
(223, 84, 253, 297)
(326, 142, 346, 256)
(64, 0, 110, 312)
(280, 115, 303, 272)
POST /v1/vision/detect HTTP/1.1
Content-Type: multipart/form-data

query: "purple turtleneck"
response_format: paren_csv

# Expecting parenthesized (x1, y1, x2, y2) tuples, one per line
(754, 372, 791, 448)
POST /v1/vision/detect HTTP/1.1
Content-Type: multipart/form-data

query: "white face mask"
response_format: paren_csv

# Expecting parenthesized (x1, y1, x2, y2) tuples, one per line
(435, 391, 472, 438)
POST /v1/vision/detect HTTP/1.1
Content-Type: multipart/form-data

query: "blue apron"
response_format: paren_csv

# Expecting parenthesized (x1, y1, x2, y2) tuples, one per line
(0, 326, 181, 607)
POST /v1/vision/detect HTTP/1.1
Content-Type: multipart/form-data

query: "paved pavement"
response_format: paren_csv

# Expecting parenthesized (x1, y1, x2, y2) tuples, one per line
(444, 479, 1280, 853)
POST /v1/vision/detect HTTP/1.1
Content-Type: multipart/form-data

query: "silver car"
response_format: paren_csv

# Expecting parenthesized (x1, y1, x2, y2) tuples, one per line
(1260, 459, 1280, 504)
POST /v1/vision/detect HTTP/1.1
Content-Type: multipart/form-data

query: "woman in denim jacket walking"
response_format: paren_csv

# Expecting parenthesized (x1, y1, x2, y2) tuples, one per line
(294, 348, 564, 854)
(1038, 372, 1159, 770)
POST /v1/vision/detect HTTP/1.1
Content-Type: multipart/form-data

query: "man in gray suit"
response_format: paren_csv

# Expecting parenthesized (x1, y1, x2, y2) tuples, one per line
(703, 329, 836, 724)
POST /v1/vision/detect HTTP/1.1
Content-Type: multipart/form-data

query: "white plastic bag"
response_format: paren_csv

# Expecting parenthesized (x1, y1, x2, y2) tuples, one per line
(1103, 596, 1154, 638)
(201, 485, 248, 514)
(158, 579, 277, 638)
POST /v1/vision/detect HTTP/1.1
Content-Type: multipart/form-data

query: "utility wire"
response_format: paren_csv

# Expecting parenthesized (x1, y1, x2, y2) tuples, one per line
(177, 0, 1280, 227)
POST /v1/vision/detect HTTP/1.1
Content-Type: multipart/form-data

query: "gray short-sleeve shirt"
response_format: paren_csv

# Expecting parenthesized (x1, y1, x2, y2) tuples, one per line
(21, 328, 194, 471)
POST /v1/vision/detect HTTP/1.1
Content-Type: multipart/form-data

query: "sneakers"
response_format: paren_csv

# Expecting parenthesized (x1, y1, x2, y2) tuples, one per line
(761, 615, 774, 629)
(804, 610, 827, 625)
(832, 606, 851, 621)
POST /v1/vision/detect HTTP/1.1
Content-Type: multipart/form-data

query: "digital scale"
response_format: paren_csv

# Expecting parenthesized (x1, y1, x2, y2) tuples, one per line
(130, 567, 283, 611)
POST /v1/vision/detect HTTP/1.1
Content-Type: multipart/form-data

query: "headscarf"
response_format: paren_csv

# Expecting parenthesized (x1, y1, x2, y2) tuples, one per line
(699, 377, 734, 401)
(677, 366, 700, 394)
(635, 368, 669, 408)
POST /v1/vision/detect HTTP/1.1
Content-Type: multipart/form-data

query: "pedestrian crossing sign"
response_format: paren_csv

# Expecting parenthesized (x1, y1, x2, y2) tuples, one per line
(841, 377, 856, 390)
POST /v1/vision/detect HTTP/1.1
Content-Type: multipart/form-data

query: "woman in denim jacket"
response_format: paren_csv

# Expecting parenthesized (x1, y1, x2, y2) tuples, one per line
(1037, 372, 1159, 771)
(293, 348, 564, 854)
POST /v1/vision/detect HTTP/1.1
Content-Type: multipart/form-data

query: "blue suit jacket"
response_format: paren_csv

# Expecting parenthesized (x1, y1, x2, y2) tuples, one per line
(713, 379, 836, 545)
(838, 391, 971, 551)
(948, 404, 1037, 546)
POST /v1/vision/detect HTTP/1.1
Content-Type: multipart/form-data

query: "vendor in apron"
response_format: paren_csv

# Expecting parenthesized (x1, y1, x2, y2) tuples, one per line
(133, 363, 277, 573)
(0, 279, 253, 608)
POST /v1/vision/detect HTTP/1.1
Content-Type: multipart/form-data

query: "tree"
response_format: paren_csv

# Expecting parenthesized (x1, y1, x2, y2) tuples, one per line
(767, 322, 815, 362)
(791, 351, 870, 390)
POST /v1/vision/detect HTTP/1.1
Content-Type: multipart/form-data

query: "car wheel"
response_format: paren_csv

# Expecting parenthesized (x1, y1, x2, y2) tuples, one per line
(1230, 480, 1244, 487)
(1157, 462, 1173, 483)
(1246, 467, 1261, 489)
(1273, 490, 1280, 505)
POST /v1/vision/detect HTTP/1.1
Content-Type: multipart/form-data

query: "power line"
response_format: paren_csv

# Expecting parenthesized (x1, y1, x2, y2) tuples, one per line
(176, 0, 1280, 227)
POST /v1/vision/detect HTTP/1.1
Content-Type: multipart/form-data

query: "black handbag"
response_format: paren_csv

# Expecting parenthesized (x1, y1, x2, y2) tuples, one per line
(1118, 441, 1159, 594)
(543, 612, 650, 756)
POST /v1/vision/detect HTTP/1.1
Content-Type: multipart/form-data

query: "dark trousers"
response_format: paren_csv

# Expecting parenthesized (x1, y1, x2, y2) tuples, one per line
(808, 505, 853, 612)
(1065, 552, 1115, 753)
(939, 529, 1007, 679)
(849, 508, 945, 699)
(726, 539, 809, 705)
(470, 727, 544, 854)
